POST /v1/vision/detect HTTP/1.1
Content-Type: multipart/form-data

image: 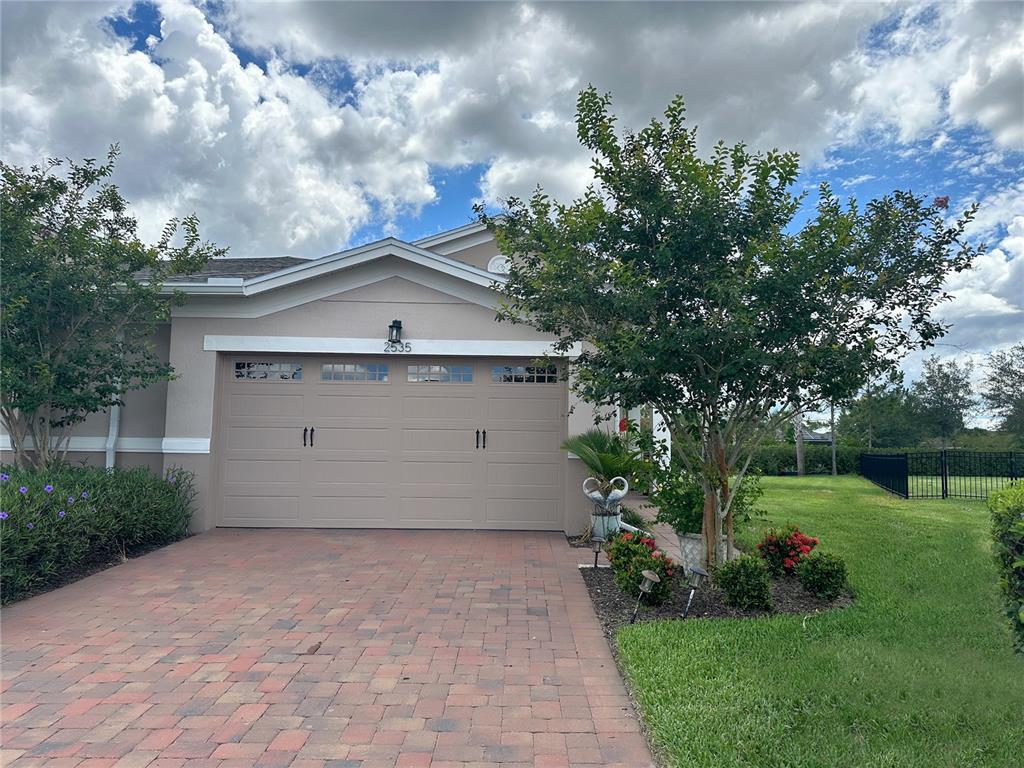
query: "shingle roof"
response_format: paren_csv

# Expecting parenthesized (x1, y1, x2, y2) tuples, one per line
(160, 257, 308, 282)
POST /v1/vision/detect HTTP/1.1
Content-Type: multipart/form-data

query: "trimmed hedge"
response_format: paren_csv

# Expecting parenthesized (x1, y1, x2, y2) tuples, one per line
(0, 464, 195, 604)
(988, 481, 1024, 651)
(750, 444, 861, 476)
(715, 555, 772, 610)
(797, 551, 848, 601)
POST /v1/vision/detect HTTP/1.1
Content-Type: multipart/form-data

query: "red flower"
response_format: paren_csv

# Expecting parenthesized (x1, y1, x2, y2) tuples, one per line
(622, 533, 633, 541)
(783, 558, 795, 570)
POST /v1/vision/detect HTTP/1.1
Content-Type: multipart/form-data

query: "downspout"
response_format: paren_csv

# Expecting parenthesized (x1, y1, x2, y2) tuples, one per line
(105, 330, 124, 469)
(104, 403, 121, 469)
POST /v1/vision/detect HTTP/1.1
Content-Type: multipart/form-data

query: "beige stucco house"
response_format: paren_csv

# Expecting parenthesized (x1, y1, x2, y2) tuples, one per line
(3, 222, 609, 533)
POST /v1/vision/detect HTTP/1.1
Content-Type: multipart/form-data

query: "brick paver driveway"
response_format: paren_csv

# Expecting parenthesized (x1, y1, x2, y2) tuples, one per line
(1, 530, 654, 767)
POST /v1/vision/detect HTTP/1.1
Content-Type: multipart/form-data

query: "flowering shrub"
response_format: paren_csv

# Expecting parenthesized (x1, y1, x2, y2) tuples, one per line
(605, 532, 676, 604)
(715, 555, 772, 610)
(0, 464, 194, 604)
(756, 525, 819, 576)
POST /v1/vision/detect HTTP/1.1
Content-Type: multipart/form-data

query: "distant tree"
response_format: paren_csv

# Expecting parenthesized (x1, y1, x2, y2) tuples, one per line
(981, 343, 1024, 440)
(479, 87, 982, 565)
(0, 147, 225, 469)
(840, 372, 925, 448)
(911, 356, 978, 447)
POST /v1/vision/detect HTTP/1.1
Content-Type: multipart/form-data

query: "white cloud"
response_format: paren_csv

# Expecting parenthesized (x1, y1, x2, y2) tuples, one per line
(839, 2, 1023, 150)
(0, 0, 440, 255)
(1, 0, 1021, 274)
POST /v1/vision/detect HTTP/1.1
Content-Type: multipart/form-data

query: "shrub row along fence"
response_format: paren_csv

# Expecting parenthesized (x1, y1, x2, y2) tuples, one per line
(860, 450, 1024, 499)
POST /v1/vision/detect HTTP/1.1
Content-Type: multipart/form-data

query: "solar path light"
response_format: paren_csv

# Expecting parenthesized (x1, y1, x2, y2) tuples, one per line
(630, 569, 660, 624)
(682, 565, 709, 619)
(591, 536, 605, 568)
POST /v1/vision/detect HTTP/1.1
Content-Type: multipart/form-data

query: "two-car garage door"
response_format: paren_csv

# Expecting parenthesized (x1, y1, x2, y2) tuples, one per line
(216, 355, 567, 529)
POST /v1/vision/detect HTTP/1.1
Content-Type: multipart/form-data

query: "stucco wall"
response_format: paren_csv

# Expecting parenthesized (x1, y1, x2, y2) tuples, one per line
(437, 240, 503, 272)
(0, 325, 171, 452)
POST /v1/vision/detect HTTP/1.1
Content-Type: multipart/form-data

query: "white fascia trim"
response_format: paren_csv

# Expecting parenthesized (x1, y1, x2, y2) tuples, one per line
(412, 221, 489, 248)
(1, 436, 208, 454)
(162, 437, 211, 454)
(172, 261, 501, 318)
(204, 335, 582, 358)
(247, 239, 501, 293)
(0, 436, 209, 454)
(163, 239, 504, 297)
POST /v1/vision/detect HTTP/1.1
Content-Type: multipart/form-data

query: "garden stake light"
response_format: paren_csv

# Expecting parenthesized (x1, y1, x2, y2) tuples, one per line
(630, 569, 660, 624)
(682, 565, 709, 619)
(591, 536, 605, 568)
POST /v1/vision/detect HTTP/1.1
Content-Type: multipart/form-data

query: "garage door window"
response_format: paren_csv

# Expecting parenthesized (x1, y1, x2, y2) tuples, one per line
(234, 361, 303, 381)
(407, 364, 473, 383)
(492, 364, 558, 383)
(322, 362, 389, 382)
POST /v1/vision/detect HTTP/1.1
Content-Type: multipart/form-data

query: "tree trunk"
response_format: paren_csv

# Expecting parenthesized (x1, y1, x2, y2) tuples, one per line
(714, 436, 732, 559)
(701, 484, 717, 568)
(794, 413, 805, 476)
(830, 401, 837, 476)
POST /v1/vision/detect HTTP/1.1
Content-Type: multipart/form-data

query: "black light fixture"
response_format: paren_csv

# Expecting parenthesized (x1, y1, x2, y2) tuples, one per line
(682, 566, 709, 619)
(630, 569, 660, 624)
(388, 319, 402, 343)
(591, 536, 605, 568)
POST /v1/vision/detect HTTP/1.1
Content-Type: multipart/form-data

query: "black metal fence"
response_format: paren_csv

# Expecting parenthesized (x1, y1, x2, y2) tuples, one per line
(860, 450, 1023, 499)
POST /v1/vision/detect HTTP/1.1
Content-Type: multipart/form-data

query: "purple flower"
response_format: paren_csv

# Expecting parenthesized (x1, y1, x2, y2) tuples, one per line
(166, 474, 175, 483)
(81, 491, 89, 499)
(0, 511, 8, 520)
(0, 473, 8, 482)
(26, 522, 33, 529)
(67, 496, 75, 505)
(44, 484, 54, 493)
(18, 486, 28, 494)
(58, 510, 66, 518)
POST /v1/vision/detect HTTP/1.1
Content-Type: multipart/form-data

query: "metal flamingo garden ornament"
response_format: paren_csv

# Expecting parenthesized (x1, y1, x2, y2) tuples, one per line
(583, 476, 630, 539)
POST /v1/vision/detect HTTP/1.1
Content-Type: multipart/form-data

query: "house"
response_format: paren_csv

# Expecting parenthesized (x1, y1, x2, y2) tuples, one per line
(5, 222, 611, 533)
(800, 427, 834, 445)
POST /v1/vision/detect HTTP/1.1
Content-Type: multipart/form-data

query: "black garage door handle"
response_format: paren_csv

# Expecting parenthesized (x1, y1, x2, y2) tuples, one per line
(310, 427, 315, 447)
(303, 426, 308, 446)
(482, 429, 486, 449)
(476, 429, 480, 449)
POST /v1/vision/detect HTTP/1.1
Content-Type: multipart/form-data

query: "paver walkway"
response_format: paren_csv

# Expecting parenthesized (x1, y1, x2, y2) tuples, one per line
(1, 529, 655, 767)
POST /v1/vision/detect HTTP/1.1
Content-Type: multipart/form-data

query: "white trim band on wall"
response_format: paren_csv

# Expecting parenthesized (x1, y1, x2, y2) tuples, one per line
(0, 436, 210, 454)
(203, 335, 582, 358)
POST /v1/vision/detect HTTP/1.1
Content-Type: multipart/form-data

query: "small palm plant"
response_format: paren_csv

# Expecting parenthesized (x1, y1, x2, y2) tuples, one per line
(562, 429, 639, 494)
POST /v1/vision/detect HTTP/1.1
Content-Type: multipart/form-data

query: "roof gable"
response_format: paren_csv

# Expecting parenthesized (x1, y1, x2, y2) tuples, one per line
(164, 236, 504, 298)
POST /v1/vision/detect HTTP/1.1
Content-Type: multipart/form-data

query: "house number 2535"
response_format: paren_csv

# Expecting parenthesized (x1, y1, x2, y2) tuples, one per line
(384, 341, 412, 353)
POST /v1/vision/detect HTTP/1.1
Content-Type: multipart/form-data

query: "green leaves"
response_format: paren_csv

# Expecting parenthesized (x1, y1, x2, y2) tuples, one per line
(0, 147, 225, 467)
(478, 86, 983, 450)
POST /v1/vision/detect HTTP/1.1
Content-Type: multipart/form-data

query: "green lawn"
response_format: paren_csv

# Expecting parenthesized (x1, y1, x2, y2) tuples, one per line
(618, 476, 1024, 768)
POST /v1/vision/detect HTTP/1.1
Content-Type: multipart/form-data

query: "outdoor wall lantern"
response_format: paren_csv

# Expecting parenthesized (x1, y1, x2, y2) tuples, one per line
(388, 319, 403, 343)
(591, 536, 605, 568)
(682, 565, 709, 619)
(630, 569, 660, 624)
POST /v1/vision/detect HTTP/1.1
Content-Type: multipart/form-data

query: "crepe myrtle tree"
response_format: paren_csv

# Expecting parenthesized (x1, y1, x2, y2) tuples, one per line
(0, 147, 225, 469)
(477, 87, 982, 566)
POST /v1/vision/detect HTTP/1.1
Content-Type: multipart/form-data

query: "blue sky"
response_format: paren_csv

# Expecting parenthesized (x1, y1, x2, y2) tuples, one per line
(2, 1, 1021, 392)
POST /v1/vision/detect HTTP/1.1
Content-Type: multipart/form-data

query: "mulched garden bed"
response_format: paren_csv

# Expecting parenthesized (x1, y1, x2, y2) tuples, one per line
(581, 565, 853, 636)
(1, 538, 185, 606)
